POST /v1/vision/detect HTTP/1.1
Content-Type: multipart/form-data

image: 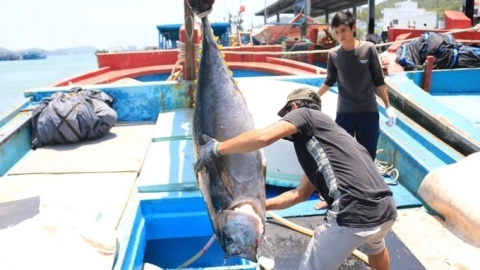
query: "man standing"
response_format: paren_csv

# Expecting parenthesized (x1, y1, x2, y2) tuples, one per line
(195, 87, 397, 270)
(317, 10, 396, 161)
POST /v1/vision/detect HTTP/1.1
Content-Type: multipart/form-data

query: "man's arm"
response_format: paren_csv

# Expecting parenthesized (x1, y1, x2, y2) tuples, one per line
(217, 120, 298, 156)
(376, 84, 390, 108)
(319, 51, 336, 97)
(317, 83, 331, 97)
(266, 174, 316, 210)
(377, 84, 397, 126)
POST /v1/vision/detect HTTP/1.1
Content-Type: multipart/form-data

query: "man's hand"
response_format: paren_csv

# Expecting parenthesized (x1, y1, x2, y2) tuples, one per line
(385, 106, 397, 127)
(194, 134, 220, 172)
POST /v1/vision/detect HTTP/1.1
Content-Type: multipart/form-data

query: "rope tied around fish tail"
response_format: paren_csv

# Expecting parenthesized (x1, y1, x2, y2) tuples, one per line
(196, 7, 212, 19)
(167, 41, 201, 81)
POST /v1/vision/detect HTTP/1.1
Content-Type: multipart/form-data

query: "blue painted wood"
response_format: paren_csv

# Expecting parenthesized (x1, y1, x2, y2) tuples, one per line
(137, 139, 197, 192)
(118, 204, 146, 270)
(430, 68, 480, 94)
(387, 75, 480, 154)
(23, 81, 193, 122)
(274, 75, 325, 88)
(377, 110, 463, 194)
(403, 68, 480, 94)
(0, 97, 31, 127)
(141, 197, 213, 251)
(19, 76, 325, 123)
(151, 109, 193, 142)
(378, 105, 463, 164)
(403, 71, 424, 88)
(0, 113, 31, 176)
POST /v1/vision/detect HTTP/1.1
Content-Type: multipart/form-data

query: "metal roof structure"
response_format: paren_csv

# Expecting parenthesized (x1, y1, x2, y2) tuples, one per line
(254, 0, 369, 18)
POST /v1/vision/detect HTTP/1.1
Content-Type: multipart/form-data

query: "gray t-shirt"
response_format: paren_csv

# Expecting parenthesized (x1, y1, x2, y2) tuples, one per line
(282, 108, 397, 228)
(324, 41, 385, 114)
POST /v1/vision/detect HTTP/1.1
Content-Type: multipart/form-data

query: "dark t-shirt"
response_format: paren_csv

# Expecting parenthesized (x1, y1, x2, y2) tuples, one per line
(324, 41, 385, 114)
(282, 108, 397, 228)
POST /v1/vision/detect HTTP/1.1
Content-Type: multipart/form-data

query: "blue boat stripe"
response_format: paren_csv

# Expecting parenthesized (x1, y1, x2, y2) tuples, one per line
(305, 137, 340, 211)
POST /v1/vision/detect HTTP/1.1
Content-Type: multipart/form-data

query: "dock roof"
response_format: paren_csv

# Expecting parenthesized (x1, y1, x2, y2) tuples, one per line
(254, 0, 369, 18)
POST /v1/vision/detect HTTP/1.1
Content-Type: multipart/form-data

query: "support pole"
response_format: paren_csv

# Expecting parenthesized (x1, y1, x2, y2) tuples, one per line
(184, 0, 197, 107)
(368, 0, 375, 34)
(300, 0, 310, 38)
(463, 0, 475, 26)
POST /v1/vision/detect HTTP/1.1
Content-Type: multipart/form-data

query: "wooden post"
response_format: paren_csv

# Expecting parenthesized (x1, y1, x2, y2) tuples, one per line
(422, 55, 434, 92)
(307, 28, 318, 65)
(184, 0, 197, 107)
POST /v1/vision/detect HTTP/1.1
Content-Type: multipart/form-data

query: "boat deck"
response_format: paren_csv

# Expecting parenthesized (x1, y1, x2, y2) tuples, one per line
(1, 79, 480, 269)
(433, 95, 480, 127)
(0, 123, 155, 270)
(385, 73, 480, 156)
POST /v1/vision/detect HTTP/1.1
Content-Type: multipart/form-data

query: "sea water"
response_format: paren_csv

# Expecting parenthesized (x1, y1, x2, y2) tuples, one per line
(0, 53, 97, 115)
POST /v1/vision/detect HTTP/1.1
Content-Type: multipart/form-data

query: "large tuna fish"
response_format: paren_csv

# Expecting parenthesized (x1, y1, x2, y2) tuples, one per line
(187, 0, 266, 263)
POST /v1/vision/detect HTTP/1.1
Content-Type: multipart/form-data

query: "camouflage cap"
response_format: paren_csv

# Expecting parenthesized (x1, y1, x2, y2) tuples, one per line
(277, 87, 321, 117)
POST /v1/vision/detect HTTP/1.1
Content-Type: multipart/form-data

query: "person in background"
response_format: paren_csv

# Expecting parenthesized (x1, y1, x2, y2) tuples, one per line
(315, 10, 397, 210)
(318, 10, 396, 159)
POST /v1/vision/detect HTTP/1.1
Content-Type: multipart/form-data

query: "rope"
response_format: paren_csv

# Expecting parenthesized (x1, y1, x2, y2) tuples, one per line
(196, 7, 212, 19)
(167, 40, 201, 81)
(374, 149, 399, 185)
(220, 23, 480, 56)
(176, 234, 216, 268)
(266, 211, 370, 264)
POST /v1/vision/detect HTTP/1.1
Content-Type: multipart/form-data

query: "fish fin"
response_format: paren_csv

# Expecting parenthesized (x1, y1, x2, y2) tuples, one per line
(197, 169, 218, 223)
(214, 160, 236, 200)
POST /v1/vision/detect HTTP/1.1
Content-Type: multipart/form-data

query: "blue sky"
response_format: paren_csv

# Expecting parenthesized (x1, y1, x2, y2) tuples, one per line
(0, 0, 278, 50)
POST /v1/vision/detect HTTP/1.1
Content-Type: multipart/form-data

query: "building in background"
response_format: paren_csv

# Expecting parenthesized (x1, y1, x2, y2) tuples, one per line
(382, 0, 437, 30)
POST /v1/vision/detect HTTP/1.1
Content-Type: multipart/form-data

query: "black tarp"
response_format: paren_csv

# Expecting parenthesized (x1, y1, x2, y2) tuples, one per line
(396, 32, 480, 70)
(31, 87, 117, 149)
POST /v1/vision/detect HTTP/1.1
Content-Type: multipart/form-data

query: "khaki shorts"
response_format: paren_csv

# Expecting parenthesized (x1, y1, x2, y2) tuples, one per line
(299, 211, 396, 270)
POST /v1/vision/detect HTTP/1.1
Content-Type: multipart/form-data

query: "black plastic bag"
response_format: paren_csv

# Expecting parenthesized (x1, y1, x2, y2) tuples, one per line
(31, 87, 117, 149)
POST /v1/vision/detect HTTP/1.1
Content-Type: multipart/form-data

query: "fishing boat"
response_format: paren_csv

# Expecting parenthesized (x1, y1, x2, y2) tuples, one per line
(379, 10, 480, 156)
(0, 49, 46, 61)
(1, 2, 480, 270)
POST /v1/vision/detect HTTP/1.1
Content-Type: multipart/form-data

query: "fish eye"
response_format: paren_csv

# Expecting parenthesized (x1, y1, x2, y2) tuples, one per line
(224, 236, 235, 245)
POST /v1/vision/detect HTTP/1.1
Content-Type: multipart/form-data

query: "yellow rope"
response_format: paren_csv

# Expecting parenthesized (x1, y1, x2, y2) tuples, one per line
(167, 40, 201, 81)
(375, 149, 399, 185)
(176, 234, 216, 268)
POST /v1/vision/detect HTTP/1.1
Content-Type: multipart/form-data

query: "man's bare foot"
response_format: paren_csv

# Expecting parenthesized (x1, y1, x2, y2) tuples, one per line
(314, 200, 327, 210)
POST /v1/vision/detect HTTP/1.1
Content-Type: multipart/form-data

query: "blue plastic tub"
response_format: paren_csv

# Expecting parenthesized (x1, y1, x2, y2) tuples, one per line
(119, 196, 257, 270)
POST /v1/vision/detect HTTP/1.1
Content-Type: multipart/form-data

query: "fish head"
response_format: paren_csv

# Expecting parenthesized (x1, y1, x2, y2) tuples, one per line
(187, 0, 215, 14)
(216, 209, 264, 263)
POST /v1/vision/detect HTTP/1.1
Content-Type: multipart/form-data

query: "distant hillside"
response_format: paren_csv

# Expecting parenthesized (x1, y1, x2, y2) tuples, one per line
(0, 46, 98, 56)
(46, 46, 98, 55)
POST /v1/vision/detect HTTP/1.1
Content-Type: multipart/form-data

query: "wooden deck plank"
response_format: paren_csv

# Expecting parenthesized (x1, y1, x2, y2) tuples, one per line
(0, 172, 137, 270)
(7, 123, 154, 175)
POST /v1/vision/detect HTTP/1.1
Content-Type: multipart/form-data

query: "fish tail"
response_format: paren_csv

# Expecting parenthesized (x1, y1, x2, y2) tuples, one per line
(187, 0, 215, 15)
